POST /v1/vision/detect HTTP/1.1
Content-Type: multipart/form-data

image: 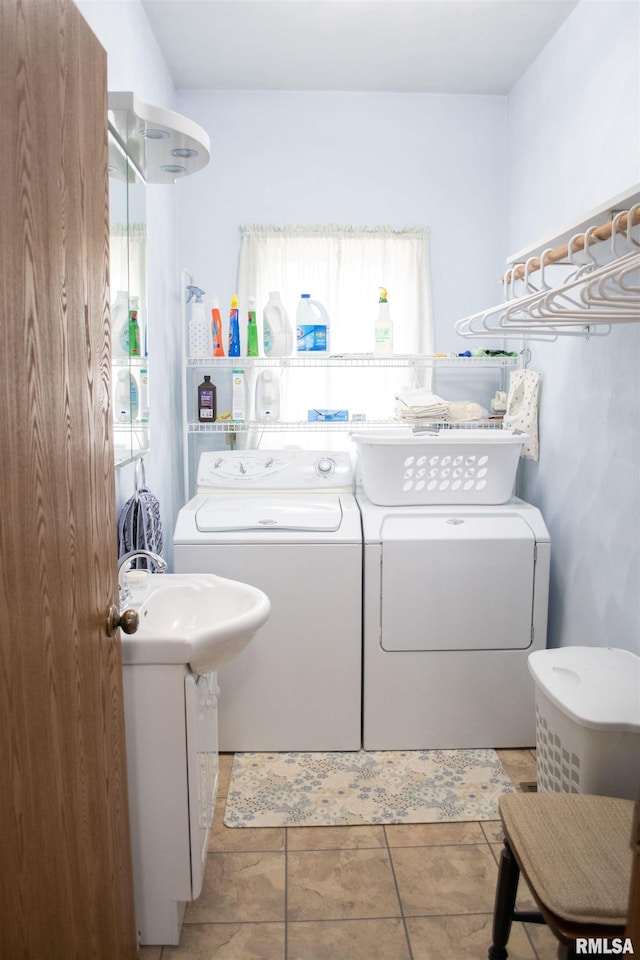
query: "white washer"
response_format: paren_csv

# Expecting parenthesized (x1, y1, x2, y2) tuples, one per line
(174, 450, 362, 751)
(357, 493, 550, 750)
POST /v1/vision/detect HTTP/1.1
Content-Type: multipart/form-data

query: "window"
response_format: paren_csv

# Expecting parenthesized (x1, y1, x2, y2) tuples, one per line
(237, 224, 434, 442)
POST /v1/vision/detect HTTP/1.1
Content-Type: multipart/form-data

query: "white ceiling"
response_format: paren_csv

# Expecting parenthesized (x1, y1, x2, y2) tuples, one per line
(141, 0, 579, 94)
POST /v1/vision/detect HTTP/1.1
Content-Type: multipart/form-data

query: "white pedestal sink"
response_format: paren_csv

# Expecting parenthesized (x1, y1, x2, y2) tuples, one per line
(120, 572, 270, 946)
(121, 571, 271, 673)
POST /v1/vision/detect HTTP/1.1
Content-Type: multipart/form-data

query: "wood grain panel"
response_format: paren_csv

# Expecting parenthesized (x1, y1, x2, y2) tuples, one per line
(0, 1, 137, 956)
(627, 795, 640, 946)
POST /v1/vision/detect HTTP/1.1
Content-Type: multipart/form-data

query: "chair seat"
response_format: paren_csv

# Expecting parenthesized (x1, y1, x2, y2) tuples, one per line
(499, 793, 634, 926)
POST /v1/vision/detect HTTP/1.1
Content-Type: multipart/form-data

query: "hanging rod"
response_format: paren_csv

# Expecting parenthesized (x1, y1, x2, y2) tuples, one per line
(455, 203, 640, 340)
(504, 206, 640, 284)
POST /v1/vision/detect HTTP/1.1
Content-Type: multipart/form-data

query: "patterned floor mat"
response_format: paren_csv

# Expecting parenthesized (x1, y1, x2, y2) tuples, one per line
(224, 749, 515, 827)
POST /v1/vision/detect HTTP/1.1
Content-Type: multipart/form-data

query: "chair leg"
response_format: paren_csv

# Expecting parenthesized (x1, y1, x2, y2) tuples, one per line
(488, 839, 520, 960)
(557, 943, 574, 960)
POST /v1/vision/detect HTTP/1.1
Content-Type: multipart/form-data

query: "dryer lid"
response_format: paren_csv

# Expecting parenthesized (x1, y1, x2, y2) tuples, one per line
(379, 514, 536, 652)
(195, 495, 344, 532)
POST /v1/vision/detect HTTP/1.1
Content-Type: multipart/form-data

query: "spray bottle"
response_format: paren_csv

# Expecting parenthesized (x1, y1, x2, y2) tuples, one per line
(374, 286, 393, 356)
(128, 298, 141, 357)
(247, 297, 259, 357)
(187, 285, 213, 357)
(211, 295, 225, 357)
(228, 293, 241, 357)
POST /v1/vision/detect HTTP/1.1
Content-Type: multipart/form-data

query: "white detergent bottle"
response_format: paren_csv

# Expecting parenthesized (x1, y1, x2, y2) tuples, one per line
(111, 290, 129, 358)
(263, 291, 294, 357)
(255, 368, 281, 422)
(187, 285, 213, 357)
(115, 369, 139, 422)
(296, 294, 330, 353)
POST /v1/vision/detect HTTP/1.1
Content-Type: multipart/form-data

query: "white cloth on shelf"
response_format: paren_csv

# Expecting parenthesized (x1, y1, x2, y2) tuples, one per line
(448, 401, 486, 421)
(395, 388, 449, 421)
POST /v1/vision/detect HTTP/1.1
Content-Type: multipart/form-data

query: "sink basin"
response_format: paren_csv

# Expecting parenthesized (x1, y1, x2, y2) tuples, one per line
(120, 572, 271, 674)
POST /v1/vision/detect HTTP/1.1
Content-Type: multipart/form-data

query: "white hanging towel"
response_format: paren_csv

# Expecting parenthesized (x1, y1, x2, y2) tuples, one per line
(503, 369, 540, 461)
(117, 459, 164, 567)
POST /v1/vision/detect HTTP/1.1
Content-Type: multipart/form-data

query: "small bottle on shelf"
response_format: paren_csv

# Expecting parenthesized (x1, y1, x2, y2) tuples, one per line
(228, 294, 241, 357)
(197, 375, 216, 422)
(128, 303, 141, 357)
(211, 296, 225, 357)
(247, 297, 259, 356)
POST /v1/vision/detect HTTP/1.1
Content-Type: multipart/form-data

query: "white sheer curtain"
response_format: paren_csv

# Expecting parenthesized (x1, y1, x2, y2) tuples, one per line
(237, 224, 433, 445)
(238, 224, 433, 354)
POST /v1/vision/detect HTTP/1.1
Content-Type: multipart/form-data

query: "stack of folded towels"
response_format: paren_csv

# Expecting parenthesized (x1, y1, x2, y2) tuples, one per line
(395, 388, 449, 422)
(395, 388, 486, 423)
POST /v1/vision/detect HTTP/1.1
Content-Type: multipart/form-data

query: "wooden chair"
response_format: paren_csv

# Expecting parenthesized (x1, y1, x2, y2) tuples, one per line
(488, 792, 636, 960)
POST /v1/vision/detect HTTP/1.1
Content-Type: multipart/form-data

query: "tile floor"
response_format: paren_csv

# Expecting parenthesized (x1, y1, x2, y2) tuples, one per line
(139, 749, 560, 960)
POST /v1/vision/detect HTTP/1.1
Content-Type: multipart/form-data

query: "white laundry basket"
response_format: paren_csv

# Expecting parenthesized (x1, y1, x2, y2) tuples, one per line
(528, 647, 640, 800)
(351, 429, 528, 506)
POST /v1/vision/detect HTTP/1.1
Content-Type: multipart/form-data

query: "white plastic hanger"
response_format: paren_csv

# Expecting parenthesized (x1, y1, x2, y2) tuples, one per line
(456, 206, 640, 340)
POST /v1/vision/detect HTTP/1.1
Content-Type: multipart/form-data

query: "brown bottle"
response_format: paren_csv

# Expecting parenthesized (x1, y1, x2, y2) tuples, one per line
(198, 375, 216, 422)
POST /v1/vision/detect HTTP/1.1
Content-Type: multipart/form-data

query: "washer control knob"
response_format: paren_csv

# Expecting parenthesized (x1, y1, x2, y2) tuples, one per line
(316, 457, 335, 476)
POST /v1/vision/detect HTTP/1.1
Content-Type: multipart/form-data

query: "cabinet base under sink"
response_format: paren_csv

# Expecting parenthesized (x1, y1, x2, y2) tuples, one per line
(123, 663, 219, 945)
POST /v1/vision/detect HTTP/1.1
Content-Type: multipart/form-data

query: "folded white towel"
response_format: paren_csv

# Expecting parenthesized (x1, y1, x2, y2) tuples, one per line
(395, 388, 447, 409)
(395, 389, 449, 421)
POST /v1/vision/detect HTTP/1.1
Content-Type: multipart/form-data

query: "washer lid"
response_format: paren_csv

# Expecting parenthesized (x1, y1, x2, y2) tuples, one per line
(195, 495, 343, 532)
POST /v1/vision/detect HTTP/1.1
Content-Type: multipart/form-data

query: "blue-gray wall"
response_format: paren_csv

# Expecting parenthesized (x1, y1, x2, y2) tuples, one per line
(506, 0, 640, 653)
(173, 89, 507, 352)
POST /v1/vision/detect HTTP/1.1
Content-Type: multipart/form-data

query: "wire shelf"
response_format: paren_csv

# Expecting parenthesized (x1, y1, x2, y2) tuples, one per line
(187, 418, 504, 434)
(186, 354, 520, 370)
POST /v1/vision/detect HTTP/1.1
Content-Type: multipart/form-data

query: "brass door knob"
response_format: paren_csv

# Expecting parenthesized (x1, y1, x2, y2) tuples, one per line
(106, 604, 139, 636)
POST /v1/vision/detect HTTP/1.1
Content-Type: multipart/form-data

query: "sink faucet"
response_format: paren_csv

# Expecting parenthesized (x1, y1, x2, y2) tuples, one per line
(118, 550, 167, 608)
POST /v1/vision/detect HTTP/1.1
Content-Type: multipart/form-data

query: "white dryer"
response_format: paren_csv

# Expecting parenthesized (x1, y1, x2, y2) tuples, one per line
(357, 494, 550, 750)
(174, 450, 362, 752)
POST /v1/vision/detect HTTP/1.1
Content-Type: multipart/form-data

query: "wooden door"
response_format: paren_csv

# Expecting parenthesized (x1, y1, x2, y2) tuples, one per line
(627, 793, 640, 945)
(0, 1, 137, 956)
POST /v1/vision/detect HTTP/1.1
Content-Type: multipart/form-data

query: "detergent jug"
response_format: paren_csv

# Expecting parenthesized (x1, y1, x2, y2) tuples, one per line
(263, 291, 294, 357)
(255, 368, 281, 422)
(111, 290, 130, 358)
(296, 294, 330, 353)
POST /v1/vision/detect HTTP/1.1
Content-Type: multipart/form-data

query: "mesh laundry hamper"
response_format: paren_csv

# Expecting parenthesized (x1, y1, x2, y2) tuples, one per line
(528, 647, 640, 800)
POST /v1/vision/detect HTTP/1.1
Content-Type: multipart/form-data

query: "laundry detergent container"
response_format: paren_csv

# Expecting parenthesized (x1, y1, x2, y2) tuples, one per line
(528, 647, 640, 800)
(351, 429, 528, 506)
